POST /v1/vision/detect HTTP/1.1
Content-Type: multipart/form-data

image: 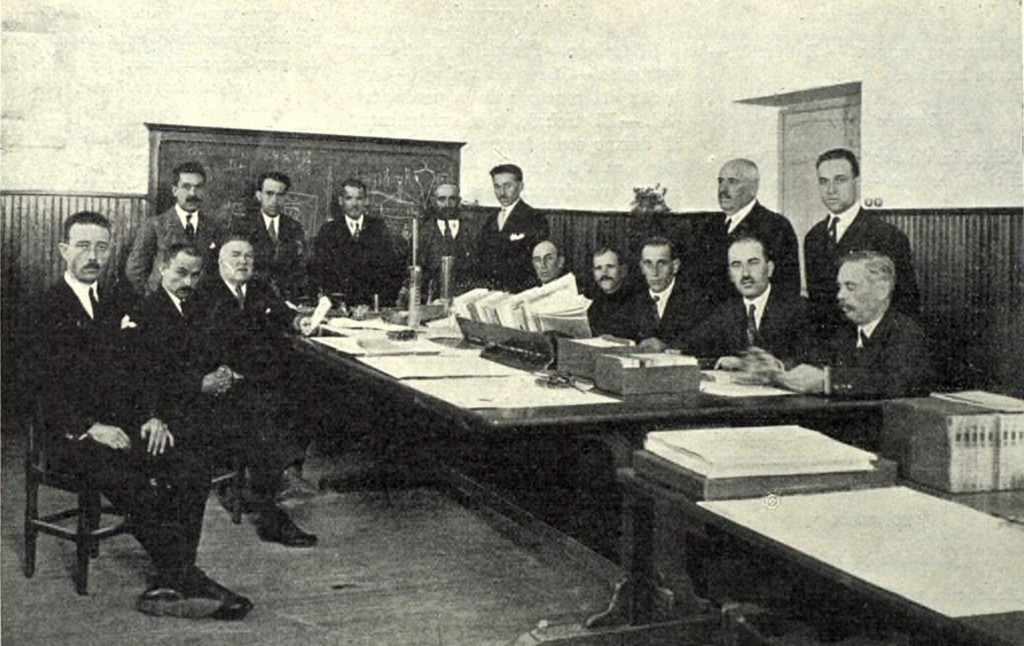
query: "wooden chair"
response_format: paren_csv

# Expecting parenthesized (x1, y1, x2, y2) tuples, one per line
(23, 417, 244, 595)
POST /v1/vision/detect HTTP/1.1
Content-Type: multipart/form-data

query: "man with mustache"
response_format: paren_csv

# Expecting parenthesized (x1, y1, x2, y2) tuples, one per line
(804, 148, 920, 339)
(191, 234, 318, 548)
(37, 212, 248, 619)
(127, 161, 226, 296)
(689, 158, 799, 305)
(775, 250, 933, 397)
(417, 182, 478, 298)
(685, 236, 809, 368)
(473, 164, 550, 292)
(586, 245, 638, 338)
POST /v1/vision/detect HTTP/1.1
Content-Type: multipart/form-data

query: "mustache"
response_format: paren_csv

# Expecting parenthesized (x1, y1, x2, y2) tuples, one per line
(83, 261, 100, 270)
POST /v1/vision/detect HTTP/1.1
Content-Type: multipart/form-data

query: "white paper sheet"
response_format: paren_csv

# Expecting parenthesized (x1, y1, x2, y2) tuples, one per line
(310, 334, 444, 356)
(323, 317, 409, 333)
(931, 390, 1024, 413)
(699, 487, 1024, 617)
(403, 374, 619, 409)
(699, 377, 795, 398)
(358, 354, 526, 379)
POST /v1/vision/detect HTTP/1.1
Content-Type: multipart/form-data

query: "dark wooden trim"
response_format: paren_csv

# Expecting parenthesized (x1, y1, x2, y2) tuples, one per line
(144, 122, 466, 150)
(0, 190, 149, 200)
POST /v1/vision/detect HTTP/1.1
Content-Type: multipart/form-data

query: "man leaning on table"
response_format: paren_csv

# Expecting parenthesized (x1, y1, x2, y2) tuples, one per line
(774, 250, 934, 398)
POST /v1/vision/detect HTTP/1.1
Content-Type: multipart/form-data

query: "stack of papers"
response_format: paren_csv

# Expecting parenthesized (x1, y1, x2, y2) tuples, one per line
(931, 390, 1024, 413)
(448, 277, 592, 338)
(644, 425, 877, 478)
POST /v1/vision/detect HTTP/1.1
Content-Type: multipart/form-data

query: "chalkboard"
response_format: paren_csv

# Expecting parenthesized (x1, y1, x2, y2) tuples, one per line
(146, 123, 464, 248)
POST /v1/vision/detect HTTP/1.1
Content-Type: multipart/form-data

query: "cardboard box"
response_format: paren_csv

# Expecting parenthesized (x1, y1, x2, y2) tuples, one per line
(593, 353, 699, 395)
(556, 337, 635, 380)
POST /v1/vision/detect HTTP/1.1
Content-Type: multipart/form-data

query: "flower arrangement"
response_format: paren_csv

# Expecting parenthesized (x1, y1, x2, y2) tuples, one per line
(631, 184, 671, 214)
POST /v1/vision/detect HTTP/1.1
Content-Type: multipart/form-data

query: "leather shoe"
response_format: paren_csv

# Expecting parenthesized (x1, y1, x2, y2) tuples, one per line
(135, 586, 222, 619)
(183, 568, 253, 621)
(256, 505, 317, 547)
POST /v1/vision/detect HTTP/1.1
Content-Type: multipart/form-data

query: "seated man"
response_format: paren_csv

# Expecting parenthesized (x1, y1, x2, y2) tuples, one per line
(776, 251, 934, 398)
(686, 236, 809, 369)
(627, 236, 713, 352)
(38, 211, 249, 619)
(531, 240, 570, 286)
(191, 233, 318, 547)
(586, 244, 638, 338)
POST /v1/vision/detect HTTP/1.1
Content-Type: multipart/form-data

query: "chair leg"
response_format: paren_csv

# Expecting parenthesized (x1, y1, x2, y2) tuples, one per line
(74, 490, 92, 595)
(231, 465, 244, 525)
(85, 492, 102, 558)
(23, 468, 39, 579)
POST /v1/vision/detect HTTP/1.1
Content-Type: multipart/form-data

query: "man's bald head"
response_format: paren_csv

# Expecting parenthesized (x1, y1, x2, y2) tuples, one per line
(717, 158, 760, 215)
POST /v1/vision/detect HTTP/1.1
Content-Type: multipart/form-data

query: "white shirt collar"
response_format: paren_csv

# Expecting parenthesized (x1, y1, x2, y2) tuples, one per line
(345, 214, 364, 235)
(497, 200, 519, 231)
(262, 212, 279, 229)
(222, 276, 246, 296)
(163, 286, 185, 315)
(742, 283, 771, 329)
(649, 277, 675, 319)
(436, 219, 460, 238)
(725, 199, 758, 233)
(174, 203, 199, 227)
(828, 204, 860, 242)
(858, 309, 884, 342)
(64, 271, 97, 319)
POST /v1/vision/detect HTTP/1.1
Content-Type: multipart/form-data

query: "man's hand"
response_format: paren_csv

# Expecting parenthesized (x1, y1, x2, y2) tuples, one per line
(637, 337, 668, 353)
(297, 316, 315, 336)
(84, 423, 131, 450)
(140, 417, 174, 455)
(201, 365, 236, 395)
(715, 356, 744, 370)
(776, 364, 826, 394)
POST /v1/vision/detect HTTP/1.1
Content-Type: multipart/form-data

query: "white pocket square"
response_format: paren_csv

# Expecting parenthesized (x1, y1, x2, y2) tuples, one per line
(120, 315, 137, 329)
(509, 233, 525, 241)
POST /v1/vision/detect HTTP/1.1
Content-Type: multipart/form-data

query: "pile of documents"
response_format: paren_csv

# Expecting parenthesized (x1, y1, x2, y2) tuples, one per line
(449, 275, 592, 337)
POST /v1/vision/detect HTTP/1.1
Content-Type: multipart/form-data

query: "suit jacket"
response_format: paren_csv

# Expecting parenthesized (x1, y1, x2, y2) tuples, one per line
(819, 308, 934, 398)
(586, 282, 640, 339)
(309, 216, 403, 307)
(685, 289, 810, 365)
(474, 200, 550, 293)
(35, 280, 138, 444)
(125, 206, 226, 296)
(804, 209, 920, 335)
(417, 218, 478, 298)
(626, 280, 713, 348)
(190, 273, 297, 386)
(230, 211, 307, 299)
(688, 201, 800, 305)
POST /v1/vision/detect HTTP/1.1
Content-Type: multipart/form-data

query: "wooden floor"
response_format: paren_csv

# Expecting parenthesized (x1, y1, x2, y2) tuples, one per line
(0, 431, 613, 646)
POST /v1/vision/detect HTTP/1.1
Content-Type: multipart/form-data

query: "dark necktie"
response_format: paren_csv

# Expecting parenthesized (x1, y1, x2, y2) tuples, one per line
(267, 218, 278, 243)
(234, 283, 246, 310)
(827, 216, 839, 246)
(443, 220, 453, 242)
(88, 287, 99, 319)
(746, 303, 759, 346)
(185, 214, 196, 240)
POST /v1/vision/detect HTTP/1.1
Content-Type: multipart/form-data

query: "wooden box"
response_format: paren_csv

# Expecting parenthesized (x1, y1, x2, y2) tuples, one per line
(556, 338, 635, 380)
(593, 354, 700, 396)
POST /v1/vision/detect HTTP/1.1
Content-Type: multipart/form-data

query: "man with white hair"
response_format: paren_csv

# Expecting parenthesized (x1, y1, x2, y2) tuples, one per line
(776, 250, 933, 397)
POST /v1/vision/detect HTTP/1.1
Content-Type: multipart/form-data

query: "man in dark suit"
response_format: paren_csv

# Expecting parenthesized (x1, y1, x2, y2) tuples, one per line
(688, 159, 800, 305)
(628, 236, 713, 351)
(686, 236, 809, 367)
(804, 148, 920, 338)
(309, 177, 403, 307)
(38, 211, 249, 619)
(230, 171, 307, 300)
(473, 164, 550, 292)
(191, 234, 318, 548)
(417, 182, 477, 299)
(776, 251, 933, 398)
(126, 161, 225, 296)
(586, 245, 639, 338)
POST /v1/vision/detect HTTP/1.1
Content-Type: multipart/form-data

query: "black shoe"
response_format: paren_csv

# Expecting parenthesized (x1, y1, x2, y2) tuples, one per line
(255, 505, 318, 547)
(183, 568, 253, 621)
(135, 586, 223, 619)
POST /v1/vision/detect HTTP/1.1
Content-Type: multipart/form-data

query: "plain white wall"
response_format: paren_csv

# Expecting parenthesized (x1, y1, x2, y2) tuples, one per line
(2, 0, 1021, 211)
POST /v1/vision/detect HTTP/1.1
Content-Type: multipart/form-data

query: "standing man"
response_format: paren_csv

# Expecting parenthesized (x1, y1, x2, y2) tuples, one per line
(231, 171, 307, 300)
(586, 245, 638, 338)
(804, 148, 920, 338)
(126, 161, 225, 296)
(628, 236, 713, 351)
(38, 211, 249, 619)
(686, 236, 809, 367)
(192, 234, 318, 548)
(777, 251, 933, 398)
(474, 164, 550, 292)
(690, 159, 799, 304)
(309, 178, 402, 307)
(418, 182, 477, 298)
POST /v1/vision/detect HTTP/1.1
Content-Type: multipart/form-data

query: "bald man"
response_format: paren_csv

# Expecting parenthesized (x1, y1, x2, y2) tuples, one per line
(689, 159, 799, 305)
(531, 240, 568, 286)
